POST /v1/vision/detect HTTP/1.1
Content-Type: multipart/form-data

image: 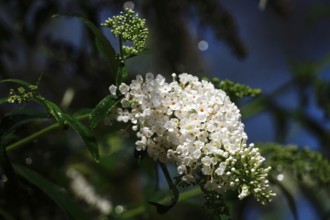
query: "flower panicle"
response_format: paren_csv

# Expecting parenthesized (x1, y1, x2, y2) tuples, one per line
(7, 85, 40, 104)
(101, 8, 148, 59)
(110, 72, 275, 205)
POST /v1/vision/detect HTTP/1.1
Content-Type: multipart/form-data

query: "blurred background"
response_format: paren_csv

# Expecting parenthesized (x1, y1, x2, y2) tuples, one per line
(0, 0, 330, 219)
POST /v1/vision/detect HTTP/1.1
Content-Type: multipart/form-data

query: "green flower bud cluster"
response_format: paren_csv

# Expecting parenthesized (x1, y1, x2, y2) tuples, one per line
(101, 8, 148, 59)
(209, 77, 261, 101)
(7, 85, 39, 104)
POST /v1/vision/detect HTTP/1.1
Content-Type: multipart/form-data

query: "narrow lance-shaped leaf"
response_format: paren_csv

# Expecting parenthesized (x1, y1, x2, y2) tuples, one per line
(0, 97, 8, 105)
(0, 79, 33, 87)
(13, 164, 89, 220)
(89, 95, 119, 129)
(39, 100, 66, 125)
(62, 114, 100, 162)
(52, 14, 118, 74)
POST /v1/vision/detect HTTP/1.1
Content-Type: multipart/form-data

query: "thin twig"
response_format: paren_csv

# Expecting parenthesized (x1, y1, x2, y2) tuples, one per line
(5, 113, 90, 152)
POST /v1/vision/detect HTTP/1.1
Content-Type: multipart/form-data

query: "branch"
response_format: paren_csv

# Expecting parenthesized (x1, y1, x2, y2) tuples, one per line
(5, 113, 90, 152)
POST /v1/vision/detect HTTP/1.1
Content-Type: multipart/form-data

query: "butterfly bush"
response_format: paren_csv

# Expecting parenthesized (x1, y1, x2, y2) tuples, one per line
(110, 73, 275, 204)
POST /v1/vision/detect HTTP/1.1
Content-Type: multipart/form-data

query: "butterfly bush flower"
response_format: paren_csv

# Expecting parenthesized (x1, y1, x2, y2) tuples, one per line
(66, 168, 112, 215)
(110, 73, 275, 204)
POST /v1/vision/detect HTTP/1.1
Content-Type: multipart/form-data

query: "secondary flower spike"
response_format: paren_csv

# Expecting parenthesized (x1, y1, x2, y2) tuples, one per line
(110, 73, 275, 204)
(101, 8, 148, 59)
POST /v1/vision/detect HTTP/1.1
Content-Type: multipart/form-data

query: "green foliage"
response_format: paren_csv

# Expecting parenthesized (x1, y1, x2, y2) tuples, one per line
(63, 114, 99, 162)
(7, 86, 37, 104)
(116, 63, 129, 89)
(0, 98, 8, 105)
(42, 100, 65, 124)
(1, 79, 99, 161)
(1, 79, 63, 124)
(89, 95, 120, 129)
(258, 143, 330, 220)
(290, 53, 330, 117)
(0, 79, 41, 104)
(259, 143, 330, 185)
(1, 5, 329, 220)
(101, 8, 149, 59)
(290, 54, 330, 83)
(52, 13, 118, 74)
(13, 164, 89, 220)
(203, 191, 229, 220)
(0, 78, 34, 87)
(0, 9, 144, 217)
(208, 77, 261, 102)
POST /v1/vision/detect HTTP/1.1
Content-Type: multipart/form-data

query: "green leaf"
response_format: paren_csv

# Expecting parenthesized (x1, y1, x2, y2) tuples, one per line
(62, 114, 100, 162)
(0, 97, 8, 105)
(52, 13, 118, 74)
(217, 79, 261, 101)
(89, 95, 119, 129)
(0, 79, 33, 87)
(72, 108, 93, 118)
(1, 79, 65, 124)
(116, 64, 128, 88)
(290, 53, 330, 82)
(13, 164, 89, 220)
(40, 100, 65, 125)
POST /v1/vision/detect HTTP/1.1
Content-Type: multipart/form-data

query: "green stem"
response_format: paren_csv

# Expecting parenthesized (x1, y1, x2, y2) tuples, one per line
(119, 34, 124, 60)
(5, 113, 90, 152)
(120, 187, 202, 219)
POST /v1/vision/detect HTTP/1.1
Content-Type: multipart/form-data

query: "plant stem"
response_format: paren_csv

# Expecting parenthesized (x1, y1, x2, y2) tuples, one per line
(5, 113, 90, 152)
(119, 34, 124, 60)
(120, 187, 202, 219)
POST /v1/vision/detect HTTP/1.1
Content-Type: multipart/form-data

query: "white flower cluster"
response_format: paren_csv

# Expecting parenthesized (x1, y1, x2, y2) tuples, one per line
(110, 73, 275, 204)
(66, 168, 112, 215)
